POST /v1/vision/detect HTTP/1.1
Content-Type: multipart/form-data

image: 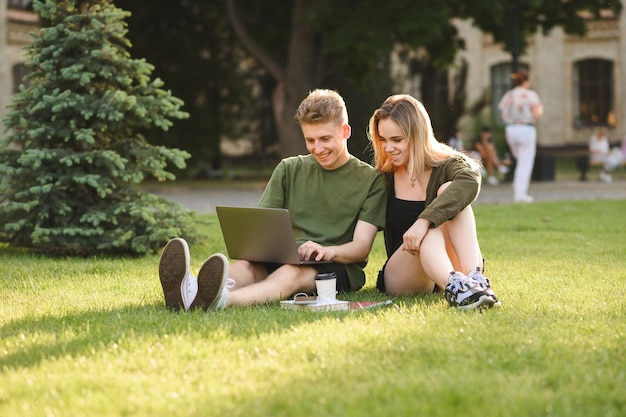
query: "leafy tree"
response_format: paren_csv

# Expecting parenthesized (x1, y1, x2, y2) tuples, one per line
(115, 0, 271, 177)
(227, 0, 622, 157)
(0, 0, 200, 256)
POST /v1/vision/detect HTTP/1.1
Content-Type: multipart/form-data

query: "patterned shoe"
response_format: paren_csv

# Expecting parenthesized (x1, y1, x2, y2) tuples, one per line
(195, 253, 231, 311)
(445, 271, 495, 310)
(468, 268, 501, 307)
(158, 238, 190, 311)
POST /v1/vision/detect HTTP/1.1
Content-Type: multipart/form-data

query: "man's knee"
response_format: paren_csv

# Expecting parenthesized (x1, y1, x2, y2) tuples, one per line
(229, 260, 268, 286)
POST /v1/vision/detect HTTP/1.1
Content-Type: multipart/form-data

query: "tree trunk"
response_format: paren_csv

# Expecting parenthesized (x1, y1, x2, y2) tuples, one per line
(227, 0, 318, 157)
(277, 0, 317, 156)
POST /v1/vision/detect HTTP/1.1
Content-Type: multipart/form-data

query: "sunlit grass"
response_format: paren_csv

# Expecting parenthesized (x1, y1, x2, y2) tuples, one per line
(1, 200, 625, 417)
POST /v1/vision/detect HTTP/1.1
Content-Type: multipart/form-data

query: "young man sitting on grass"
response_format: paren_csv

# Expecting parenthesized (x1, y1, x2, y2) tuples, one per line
(158, 89, 387, 311)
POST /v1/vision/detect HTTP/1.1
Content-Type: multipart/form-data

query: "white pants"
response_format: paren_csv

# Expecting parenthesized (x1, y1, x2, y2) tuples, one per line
(604, 148, 624, 171)
(590, 148, 624, 172)
(505, 125, 536, 200)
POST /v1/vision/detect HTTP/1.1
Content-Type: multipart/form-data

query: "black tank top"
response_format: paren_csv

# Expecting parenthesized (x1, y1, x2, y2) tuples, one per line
(387, 177, 425, 254)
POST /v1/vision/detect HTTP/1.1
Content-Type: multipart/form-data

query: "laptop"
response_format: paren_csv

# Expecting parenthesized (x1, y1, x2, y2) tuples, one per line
(215, 206, 331, 265)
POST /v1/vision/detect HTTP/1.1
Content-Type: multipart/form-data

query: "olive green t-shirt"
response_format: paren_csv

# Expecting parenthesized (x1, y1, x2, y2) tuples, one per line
(259, 154, 386, 290)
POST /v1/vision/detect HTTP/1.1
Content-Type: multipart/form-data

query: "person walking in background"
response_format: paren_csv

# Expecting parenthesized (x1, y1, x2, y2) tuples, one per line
(368, 94, 499, 310)
(589, 127, 623, 183)
(472, 126, 509, 186)
(498, 70, 543, 203)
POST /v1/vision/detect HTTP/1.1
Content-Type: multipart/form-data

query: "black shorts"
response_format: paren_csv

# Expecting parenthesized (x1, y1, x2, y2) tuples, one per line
(260, 262, 351, 292)
(376, 261, 441, 294)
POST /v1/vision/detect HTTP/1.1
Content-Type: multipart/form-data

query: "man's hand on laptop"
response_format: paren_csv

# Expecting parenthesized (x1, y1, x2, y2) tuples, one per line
(298, 241, 332, 263)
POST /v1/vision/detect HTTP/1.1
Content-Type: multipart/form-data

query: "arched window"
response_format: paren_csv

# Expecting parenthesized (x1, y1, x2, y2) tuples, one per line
(8, 0, 33, 11)
(490, 62, 529, 125)
(420, 63, 450, 138)
(573, 59, 614, 127)
(12, 63, 31, 93)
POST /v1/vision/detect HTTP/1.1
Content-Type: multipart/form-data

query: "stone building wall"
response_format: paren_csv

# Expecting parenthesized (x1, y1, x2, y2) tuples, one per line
(0, 1, 11, 140)
(2, 3, 625, 148)
(0, 4, 38, 140)
(455, 11, 626, 146)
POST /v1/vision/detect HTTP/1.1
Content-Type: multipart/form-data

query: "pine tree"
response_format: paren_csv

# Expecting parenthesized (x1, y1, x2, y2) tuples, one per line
(0, 0, 200, 256)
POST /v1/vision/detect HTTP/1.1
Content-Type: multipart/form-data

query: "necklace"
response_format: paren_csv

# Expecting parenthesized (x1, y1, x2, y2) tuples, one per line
(403, 166, 417, 188)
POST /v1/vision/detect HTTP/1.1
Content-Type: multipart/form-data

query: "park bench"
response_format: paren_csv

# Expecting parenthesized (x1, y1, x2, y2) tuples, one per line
(535, 142, 626, 181)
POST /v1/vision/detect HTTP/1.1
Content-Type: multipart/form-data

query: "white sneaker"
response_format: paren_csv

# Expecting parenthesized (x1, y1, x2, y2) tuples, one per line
(194, 253, 231, 311)
(487, 176, 499, 186)
(467, 268, 501, 307)
(600, 171, 612, 183)
(514, 195, 534, 204)
(212, 278, 236, 310)
(181, 274, 198, 311)
(498, 165, 509, 175)
(158, 238, 191, 311)
(444, 272, 495, 310)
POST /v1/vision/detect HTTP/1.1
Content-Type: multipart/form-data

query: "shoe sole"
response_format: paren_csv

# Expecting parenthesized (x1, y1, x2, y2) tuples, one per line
(158, 238, 189, 311)
(484, 289, 501, 307)
(196, 254, 229, 311)
(456, 294, 496, 311)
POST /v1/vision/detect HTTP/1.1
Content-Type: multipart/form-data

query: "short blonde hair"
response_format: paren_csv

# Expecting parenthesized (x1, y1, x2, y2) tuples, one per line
(294, 89, 348, 127)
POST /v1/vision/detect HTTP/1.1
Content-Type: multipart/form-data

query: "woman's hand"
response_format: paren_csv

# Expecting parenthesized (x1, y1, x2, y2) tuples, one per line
(401, 218, 430, 256)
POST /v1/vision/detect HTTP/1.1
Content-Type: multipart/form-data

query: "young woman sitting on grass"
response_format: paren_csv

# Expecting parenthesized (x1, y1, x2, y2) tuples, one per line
(368, 94, 500, 310)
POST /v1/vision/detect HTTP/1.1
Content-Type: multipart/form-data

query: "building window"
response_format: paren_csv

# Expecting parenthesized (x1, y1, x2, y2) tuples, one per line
(12, 64, 31, 93)
(490, 62, 529, 125)
(573, 59, 614, 127)
(420, 65, 449, 112)
(420, 63, 451, 139)
(8, 0, 33, 11)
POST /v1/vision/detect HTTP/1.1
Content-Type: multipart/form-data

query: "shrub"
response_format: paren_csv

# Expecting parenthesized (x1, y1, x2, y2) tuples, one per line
(0, 0, 200, 256)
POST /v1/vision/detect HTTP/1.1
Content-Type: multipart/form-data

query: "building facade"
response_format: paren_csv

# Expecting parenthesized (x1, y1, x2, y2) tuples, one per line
(0, 0, 38, 141)
(455, 10, 626, 146)
(2, 3, 625, 147)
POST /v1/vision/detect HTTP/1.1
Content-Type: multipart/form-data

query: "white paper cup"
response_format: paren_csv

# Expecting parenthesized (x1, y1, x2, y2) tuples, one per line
(315, 273, 337, 300)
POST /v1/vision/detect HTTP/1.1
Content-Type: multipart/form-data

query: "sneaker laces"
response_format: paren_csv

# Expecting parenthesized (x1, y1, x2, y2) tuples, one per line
(213, 278, 235, 310)
(468, 268, 500, 305)
(468, 268, 491, 290)
(447, 272, 475, 294)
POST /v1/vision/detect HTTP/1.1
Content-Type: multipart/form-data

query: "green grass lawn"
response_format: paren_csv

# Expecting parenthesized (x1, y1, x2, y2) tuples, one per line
(1, 199, 624, 417)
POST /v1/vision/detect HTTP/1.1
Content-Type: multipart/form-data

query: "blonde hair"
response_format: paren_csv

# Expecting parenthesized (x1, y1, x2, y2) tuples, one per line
(294, 89, 348, 127)
(368, 94, 475, 181)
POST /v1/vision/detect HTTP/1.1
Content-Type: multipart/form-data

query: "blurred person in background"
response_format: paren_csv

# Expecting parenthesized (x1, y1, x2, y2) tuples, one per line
(472, 126, 509, 186)
(589, 127, 623, 183)
(498, 70, 543, 203)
